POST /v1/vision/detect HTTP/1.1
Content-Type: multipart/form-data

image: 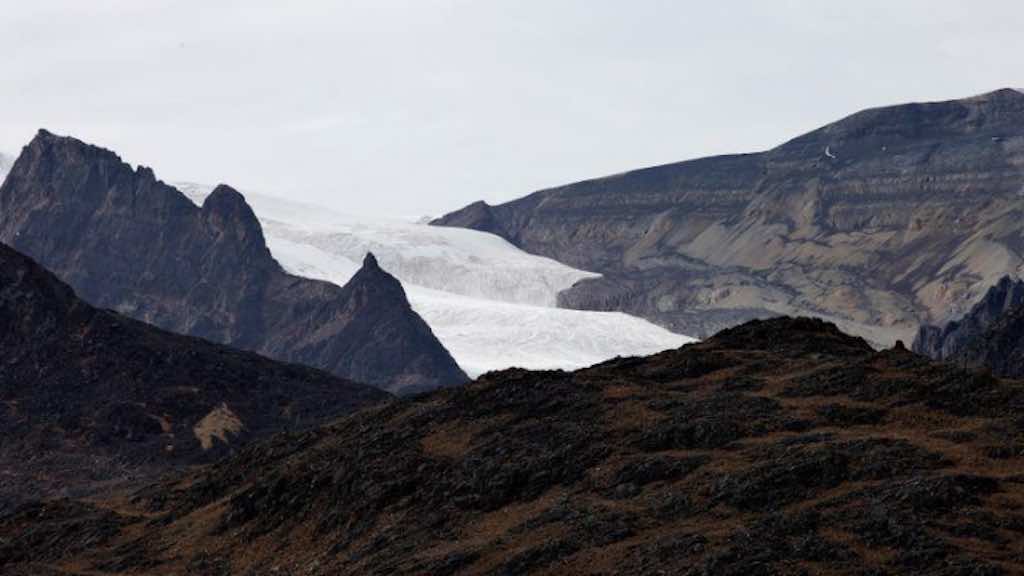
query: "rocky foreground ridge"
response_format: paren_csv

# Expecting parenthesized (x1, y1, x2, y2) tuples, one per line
(7, 317, 1024, 574)
(435, 89, 1024, 346)
(0, 131, 468, 394)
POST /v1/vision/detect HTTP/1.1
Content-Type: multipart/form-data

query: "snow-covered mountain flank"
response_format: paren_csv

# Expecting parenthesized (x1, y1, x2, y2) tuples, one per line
(0, 152, 12, 183)
(178, 183, 694, 376)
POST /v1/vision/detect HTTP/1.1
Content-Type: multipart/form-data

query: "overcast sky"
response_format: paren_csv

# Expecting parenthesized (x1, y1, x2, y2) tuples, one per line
(2, 1, 1022, 217)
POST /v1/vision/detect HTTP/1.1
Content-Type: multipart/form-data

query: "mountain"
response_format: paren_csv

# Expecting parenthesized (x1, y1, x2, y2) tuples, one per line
(178, 183, 694, 377)
(0, 242, 387, 510)
(914, 276, 1024, 378)
(7, 317, 1024, 574)
(914, 276, 1024, 360)
(435, 89, 1024, 346)
(951, 304, 1024, 378)
(0, 130, 467, 394)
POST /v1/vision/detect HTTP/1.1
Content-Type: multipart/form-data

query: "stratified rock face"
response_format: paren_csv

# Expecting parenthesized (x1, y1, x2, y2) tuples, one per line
(13, 317, 1024, 574)
(914, 276, 1024, 378)
(0, 242, 388, 508)
(435, 89, 1024, 345)
(0, 130, 468, 394)
(913, 276, 1024, 359)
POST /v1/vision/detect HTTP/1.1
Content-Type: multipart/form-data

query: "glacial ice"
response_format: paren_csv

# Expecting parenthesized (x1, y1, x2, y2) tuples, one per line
(178, 182, 696, 377)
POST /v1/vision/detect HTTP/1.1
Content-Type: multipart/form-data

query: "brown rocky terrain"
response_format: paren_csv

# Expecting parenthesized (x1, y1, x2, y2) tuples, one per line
(0, 130, 468, 394)
(0, 242, 387, 511)
(434, 88, 1024, 346)
(8, 317, 1024, 574)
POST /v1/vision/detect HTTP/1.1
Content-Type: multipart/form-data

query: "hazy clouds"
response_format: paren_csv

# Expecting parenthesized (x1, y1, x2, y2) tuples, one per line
(2, 1, 1022, 216)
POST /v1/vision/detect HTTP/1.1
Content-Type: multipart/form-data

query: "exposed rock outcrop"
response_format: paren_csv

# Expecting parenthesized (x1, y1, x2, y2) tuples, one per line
(0, 242, 388, 508)
(435, 89, 1024, 346)
(9, 317, 1024, 574)
(914, 276, 1024, 359)
(914, 276, 1024, 377)
(0, 130, 468, 393)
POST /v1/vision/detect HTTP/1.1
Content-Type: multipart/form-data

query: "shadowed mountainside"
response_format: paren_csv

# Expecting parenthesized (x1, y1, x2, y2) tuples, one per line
(0, 242, 388, 510)
(435, 89, 1024, 347)
(0, 130, 468, 394)
(915, 276, 1024, 378)
(8, 317, 1024, 574)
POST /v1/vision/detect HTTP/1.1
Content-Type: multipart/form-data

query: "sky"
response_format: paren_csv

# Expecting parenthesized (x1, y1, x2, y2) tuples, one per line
(2, 1, 1023, 217)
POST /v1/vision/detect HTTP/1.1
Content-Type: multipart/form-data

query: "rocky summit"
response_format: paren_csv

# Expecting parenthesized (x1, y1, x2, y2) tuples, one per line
(8, 317, 1024, 574)
(0, 130, 468, 394)
(916, 276, 1024, 378)
(434, 89, 1024, 347)
(0, 242, 388, 511)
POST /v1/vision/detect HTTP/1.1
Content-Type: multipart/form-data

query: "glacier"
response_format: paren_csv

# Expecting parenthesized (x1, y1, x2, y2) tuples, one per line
(170, 183, 698, 377)
(0, 153, 12, 183)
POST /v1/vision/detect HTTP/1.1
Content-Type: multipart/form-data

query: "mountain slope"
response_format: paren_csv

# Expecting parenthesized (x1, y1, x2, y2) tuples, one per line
(435, 89, 1024, 346)
(951, 304, 1024, 378)
(0, 242, 387, 509)
(9, 317, 1024, 574)
(914, 276, 1024, 360)
(915, 276, 1024, 378)
(0, 130, 467, 393)
(179, 184, 694, 377)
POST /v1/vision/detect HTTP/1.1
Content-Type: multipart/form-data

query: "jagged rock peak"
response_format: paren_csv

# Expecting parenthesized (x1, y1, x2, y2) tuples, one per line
(201, 184, 265, 237)
(913, 275, 1024, 364)
(18, 129, 166, 189)
(28, 128, 125, 165)
(0, 132, 469, 393)
(203, 184, 248, 208)
(345, 250, 407, 301)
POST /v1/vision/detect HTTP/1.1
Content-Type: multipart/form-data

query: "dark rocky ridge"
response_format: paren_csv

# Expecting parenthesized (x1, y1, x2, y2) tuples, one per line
(435, 89, 1024, 346)
(0, 242, 388, 510)
(9, 317, 1024, 574)
(915, 276, 1024, 378)
(0, 130, 468, 394)
(914, 276, 1024, 360)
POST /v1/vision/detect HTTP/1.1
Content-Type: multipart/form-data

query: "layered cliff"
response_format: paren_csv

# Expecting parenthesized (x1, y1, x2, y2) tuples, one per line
(0, 130, 468, 393)
(435, 89, 1024, 345)
(0, 242, 387, 508)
